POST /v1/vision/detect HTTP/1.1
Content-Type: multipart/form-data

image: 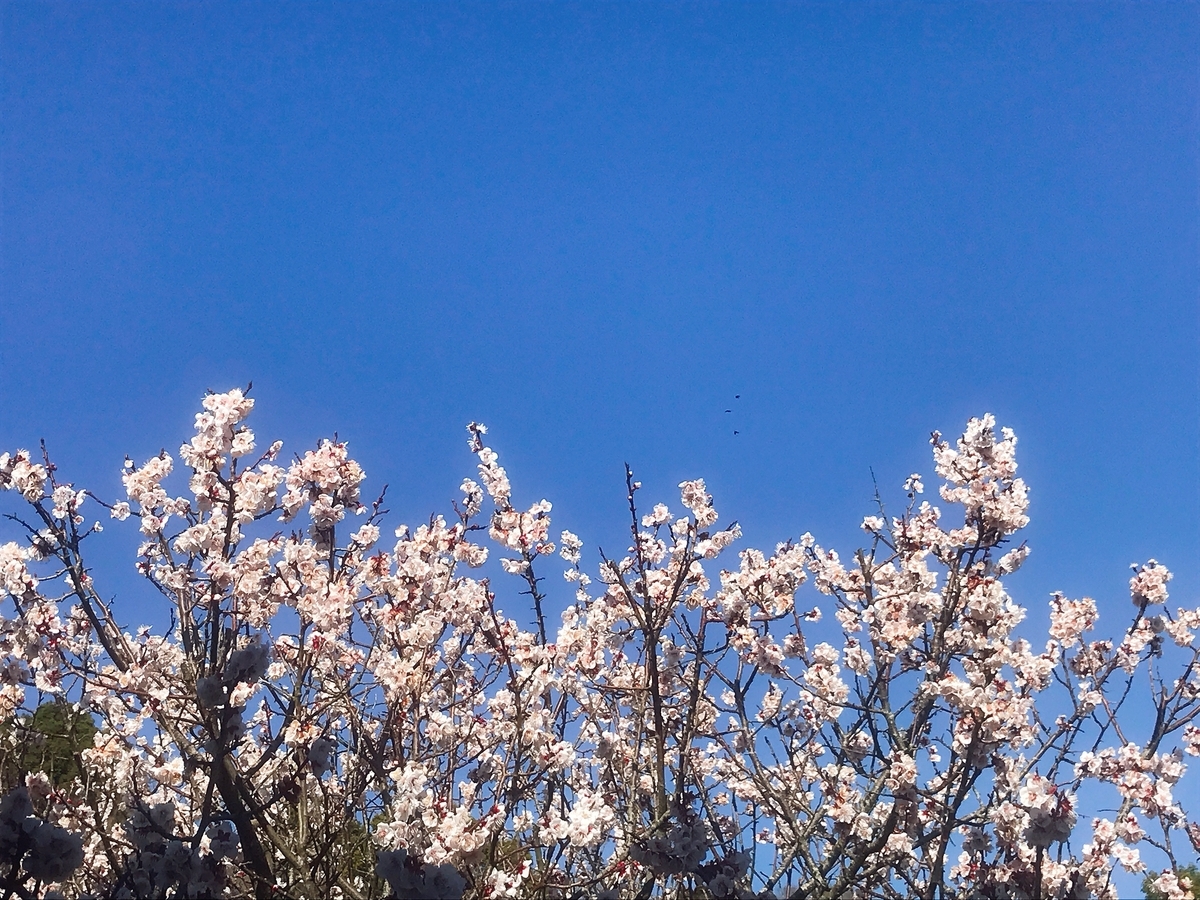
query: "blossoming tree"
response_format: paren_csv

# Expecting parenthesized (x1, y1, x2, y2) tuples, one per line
(0, 389, 1196, 899)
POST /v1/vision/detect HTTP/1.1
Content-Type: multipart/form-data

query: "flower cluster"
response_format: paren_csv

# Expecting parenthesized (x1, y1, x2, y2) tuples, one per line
(0, 391, 1193, 900)
(0, 785, 84, 886)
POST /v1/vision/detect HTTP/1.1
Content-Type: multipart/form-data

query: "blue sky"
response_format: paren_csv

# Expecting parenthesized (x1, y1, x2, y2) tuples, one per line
(2, 2, 1197, 634)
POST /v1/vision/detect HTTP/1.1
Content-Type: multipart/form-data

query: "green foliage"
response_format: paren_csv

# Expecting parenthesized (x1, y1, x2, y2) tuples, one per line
(1143, 864, 1200, 900)
(332, 809, 386, 896)
(0, 701, 98, 789)
(266, 797, 390, 899)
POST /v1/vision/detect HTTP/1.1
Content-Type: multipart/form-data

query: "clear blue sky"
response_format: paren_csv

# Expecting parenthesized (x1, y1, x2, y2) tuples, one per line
(2, 3, 1197, 631)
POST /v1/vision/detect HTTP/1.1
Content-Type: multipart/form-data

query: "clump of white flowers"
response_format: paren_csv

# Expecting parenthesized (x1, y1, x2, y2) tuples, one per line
(0, 786, 84, 885)
(376, 847, 465, 899)
(0, 390, 1194, 900)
